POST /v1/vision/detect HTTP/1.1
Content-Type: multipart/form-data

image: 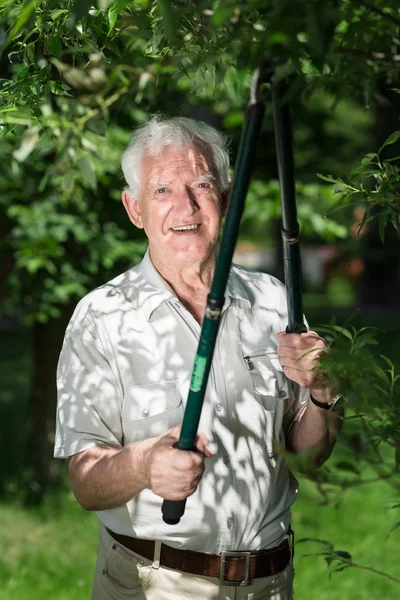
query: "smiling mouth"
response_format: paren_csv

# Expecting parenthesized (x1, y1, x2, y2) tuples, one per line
(170, 224, 200, 232)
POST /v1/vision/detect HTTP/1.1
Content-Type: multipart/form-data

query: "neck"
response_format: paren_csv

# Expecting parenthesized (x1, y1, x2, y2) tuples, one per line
(150, 248, 216, 293)
(149, 247, 217, 322)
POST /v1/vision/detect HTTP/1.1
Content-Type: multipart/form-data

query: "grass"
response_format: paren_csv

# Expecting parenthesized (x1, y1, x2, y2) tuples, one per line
(0, 494, 98, 600)
(293, 460, 400, 599)
(1, 473, 398, 600)
(1, 308, 399, 599)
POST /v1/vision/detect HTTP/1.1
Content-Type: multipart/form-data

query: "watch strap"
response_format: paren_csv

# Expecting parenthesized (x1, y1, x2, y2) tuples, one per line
(310, 394, 342, 411)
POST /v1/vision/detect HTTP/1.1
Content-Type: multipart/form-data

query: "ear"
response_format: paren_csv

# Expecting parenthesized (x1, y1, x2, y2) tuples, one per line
(122, 190, 143, 229)
(220, 181, 232, 217)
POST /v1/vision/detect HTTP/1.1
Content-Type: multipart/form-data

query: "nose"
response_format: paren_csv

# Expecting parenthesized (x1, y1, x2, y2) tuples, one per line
(175, 186, 199, 214)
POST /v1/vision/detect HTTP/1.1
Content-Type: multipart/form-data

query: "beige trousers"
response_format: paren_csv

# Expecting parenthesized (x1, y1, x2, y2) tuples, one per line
(91, 526, 294, 600)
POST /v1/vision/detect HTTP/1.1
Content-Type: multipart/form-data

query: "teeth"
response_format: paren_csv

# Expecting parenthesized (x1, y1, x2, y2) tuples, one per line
(172, 224, 199, 231)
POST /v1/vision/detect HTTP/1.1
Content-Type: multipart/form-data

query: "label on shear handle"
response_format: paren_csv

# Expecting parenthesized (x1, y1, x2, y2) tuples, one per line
(190, 354, 207, 392)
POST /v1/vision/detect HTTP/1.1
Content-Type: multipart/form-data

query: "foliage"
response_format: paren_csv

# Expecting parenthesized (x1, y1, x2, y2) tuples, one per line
(0, 123, 147, 323)
(319, 127, 400, 242)
(0, 0, 400, 586)
(318, 322, 400, 487)
(1, 0, 399, 320)
(281, 318, 400, 583)
(286, 321, 400, 488)
(242, 179, 348, 243)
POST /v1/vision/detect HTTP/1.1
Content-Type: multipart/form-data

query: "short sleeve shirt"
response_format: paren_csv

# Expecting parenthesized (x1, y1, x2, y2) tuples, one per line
(55, 250, 310, 553)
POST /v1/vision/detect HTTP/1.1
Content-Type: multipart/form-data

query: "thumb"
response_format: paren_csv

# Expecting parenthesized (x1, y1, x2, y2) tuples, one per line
(166, 424, 182, 440)
(195, 431, 214, 457)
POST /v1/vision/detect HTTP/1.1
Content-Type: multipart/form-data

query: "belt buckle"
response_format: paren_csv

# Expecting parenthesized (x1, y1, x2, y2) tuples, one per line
(219, 551, 251, 587)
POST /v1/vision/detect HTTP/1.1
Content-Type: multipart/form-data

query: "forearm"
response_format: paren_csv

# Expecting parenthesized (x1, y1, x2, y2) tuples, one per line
(69, 443, 148, 511)
(288, 394, 343, 466)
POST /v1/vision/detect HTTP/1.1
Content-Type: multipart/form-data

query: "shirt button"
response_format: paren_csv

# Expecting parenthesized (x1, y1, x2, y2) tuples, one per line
(223, 455, 230, 465)
(216, 403, 223, 412)
(227, 517, 234, 529)
(141, 408, 149, 417)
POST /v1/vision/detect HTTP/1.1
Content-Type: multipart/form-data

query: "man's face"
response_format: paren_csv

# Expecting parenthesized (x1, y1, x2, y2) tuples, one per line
(123, 145, 228, 268)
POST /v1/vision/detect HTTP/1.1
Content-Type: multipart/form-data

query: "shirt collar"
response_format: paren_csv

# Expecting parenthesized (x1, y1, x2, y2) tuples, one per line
(135, 251, 252, 321)
(135, 249, 175, 321)
(225, 265, 252, 306)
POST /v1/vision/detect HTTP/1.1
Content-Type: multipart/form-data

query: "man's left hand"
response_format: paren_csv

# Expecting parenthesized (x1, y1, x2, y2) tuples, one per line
(276, 330, 332, 402)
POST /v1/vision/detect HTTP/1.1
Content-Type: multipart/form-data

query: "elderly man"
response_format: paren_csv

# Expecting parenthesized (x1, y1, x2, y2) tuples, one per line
(55, 116, 342, 600)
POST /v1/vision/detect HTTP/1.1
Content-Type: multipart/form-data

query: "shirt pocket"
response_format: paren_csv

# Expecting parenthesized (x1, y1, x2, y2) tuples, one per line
(244, 350, 284, 401)
(243, 350, 285, 461)
(122, 381, 183, 444)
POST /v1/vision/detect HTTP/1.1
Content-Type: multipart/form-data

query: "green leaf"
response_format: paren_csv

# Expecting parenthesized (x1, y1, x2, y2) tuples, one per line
(3, 0, 37, 48)
(108, 4, 119, 34)
(132, 0, 150, 7)
(50, 36, 62, 61)
(361, 152, 378, 165)
(105, 40, 121, 56)
(78, 155, 97, 189)
(98, 0, 113, 9)
(63, 170, 76, 190)
(379, 355, 394, 369)
(212, 5, 235, 27)
(317, 173, 341, 184)
(378, 131, 400, 154)
(25, 257, 46, 274)
(158, 0, 179, 44)
(86, 117, 107, 136)
(330, 325, 353, 340)
(390, 214, 399, 231)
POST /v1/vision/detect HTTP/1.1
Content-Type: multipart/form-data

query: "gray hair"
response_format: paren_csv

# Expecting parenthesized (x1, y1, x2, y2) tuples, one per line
(121, 115, 231, 197)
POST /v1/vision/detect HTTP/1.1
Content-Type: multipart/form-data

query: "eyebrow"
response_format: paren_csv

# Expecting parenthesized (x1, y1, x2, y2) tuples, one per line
(150, 173, 216, 187)
(192, 173, 216, 184)
(150, 180, 171, 187)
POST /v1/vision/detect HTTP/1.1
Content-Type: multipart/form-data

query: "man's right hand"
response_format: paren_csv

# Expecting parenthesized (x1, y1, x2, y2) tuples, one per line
(136, 425, 213, 501)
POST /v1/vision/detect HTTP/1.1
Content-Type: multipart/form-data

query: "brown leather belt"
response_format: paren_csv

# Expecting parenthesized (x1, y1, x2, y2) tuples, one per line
(106, 528, 292, 586)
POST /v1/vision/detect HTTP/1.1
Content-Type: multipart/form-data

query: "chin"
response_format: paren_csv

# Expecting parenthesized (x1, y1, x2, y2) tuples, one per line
(172, 246, 211, 264)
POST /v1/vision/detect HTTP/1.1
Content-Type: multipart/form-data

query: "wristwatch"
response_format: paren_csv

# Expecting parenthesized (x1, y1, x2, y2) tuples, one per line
(310, 394, 344, 412)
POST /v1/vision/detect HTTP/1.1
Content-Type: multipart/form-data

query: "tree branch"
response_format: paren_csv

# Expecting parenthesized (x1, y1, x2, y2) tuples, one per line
(350, 562, 400, 585)
(352, 0, 400, 28)
(76, 86, 129, 128)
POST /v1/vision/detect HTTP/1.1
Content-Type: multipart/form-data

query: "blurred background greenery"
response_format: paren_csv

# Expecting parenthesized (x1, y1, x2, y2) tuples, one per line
(1, 1, 400, 598)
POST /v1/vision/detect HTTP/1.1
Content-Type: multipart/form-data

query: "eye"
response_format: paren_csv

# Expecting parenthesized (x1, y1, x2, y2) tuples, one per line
(155, 187, 167, 194)
(197, 182, 210, 189)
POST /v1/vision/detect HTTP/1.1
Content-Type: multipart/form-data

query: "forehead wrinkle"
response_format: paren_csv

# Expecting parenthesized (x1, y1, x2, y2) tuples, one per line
(142, 148, 216, 192)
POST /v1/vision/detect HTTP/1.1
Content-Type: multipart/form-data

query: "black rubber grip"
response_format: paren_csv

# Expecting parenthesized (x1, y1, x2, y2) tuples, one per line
(161, 498, 187, 525)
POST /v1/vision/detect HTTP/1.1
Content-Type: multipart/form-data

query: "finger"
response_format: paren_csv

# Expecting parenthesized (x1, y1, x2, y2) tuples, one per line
(150, 456, 204, 491)
(279, 357, 310, 369)
(283, 365, 325, 388)
(158, 484, 198, 501)
(166, 424, 182, 440)
(171, 448, 204, 471)
(277, 347, 323, 362)
(278, 331, 324, 349)
(195, 432, 214, 457)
